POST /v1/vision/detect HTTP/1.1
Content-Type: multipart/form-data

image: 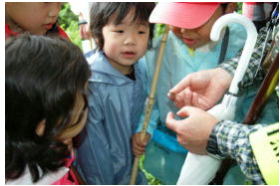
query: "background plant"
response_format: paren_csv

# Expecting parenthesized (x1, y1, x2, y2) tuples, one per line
(58, 3, 82, 48)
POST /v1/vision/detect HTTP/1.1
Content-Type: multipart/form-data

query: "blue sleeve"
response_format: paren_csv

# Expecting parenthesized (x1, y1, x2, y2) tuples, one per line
(76, 85, 114, 184)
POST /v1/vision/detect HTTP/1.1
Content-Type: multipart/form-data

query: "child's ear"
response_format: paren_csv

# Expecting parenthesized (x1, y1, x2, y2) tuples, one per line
(225, 3, 237, 13)
(35, 119, 46, 136)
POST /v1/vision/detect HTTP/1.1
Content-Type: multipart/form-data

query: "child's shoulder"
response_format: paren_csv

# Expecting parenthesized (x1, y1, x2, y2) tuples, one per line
(85, 49, 99, 63)
(85, 49, 110, 70)
(135, 57, 146, 67)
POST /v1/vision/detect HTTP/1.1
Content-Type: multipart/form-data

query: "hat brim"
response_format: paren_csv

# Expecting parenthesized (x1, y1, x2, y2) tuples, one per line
(149, 2, 220, 29)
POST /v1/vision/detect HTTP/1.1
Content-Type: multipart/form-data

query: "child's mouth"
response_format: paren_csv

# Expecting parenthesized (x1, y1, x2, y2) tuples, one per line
(122, 51, 136, 58)
(183, 38, 196, 46)
(44, 23, 54, 30)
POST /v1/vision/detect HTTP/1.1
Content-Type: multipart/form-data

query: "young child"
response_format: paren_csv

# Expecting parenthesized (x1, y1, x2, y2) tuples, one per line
(5, 2, 68, 38)
(132, 2, 247, 184)
(5, 35, 91, 184)
(75, 2, 155, 185)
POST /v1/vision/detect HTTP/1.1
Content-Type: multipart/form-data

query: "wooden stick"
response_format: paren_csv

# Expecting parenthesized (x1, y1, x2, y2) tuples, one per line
(129, 26, 169, 185)
(243, 54, 279, 124)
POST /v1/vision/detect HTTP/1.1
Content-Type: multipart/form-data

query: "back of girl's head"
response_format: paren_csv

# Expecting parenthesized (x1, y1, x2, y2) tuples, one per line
(5, 34, 91, 182)
(90, 2, 155, 49)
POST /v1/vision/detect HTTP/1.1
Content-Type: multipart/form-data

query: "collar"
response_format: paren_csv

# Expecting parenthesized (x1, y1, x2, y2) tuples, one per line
(5, 24, 19, 38)
(5, 24, 68, 39)
(86, 50, 135, 85)
(195, 40, 218, 53)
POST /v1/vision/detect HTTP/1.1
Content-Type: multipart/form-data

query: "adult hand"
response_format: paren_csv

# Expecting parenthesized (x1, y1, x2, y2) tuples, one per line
(132, 132, 150, 157)
(166, 106, 218, 154)
(168, 68, 232, 110)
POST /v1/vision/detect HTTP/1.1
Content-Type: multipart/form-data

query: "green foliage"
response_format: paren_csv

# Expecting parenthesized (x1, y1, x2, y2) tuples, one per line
(139, 155, 162, 185)
(58, 3, 82, 48)
(237, 2, 243, 14)
(154, 24, 166, 38)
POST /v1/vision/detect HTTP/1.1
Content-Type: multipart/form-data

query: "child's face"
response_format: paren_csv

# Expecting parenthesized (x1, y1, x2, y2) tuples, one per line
(57, 93, 88, 151)
(101, 8, 150, 74)
(170, 6, 224, 49)
(6, 2, 61, 35)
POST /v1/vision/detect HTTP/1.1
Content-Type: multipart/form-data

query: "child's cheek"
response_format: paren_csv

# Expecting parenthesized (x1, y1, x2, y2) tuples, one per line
(111, 42, 119, 50)
(109, 42, 120, 52)
(103, 41, 117, 54)
(171, 29, 181, 39)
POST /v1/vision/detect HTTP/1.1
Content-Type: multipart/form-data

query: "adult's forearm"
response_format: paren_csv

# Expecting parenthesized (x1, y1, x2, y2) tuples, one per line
(207, 120, 265, 184)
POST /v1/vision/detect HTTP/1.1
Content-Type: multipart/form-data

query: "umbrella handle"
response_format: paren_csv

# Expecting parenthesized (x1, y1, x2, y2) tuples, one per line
(210, 13, 257, 95)
(208, 13, 258, 120)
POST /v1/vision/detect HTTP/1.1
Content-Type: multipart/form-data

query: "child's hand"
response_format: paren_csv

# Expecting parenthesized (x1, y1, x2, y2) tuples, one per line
(132, 133, 150, 157)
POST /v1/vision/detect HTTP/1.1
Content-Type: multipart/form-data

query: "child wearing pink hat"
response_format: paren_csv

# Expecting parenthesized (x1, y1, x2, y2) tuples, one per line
(132, 2, 247, 184)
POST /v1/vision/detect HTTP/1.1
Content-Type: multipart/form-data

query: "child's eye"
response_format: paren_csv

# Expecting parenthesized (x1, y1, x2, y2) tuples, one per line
(114, 30, 124, 33)
(138, 31, 146, 34)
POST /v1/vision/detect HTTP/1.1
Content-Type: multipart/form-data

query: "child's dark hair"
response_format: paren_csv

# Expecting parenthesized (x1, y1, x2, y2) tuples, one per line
(90, 2, 155, 49)
(5, 35, 91, 183)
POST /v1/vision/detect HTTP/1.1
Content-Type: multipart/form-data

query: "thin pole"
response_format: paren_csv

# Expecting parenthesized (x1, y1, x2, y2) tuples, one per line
(244, 54, 279, 124)
(129, 26, 169, 185)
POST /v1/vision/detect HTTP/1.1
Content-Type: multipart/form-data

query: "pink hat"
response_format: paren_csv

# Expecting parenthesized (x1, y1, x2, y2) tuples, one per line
(149, 2, 221, 29)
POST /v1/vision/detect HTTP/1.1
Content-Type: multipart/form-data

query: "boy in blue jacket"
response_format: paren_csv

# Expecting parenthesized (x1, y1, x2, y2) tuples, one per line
(75, 2, 155, 185)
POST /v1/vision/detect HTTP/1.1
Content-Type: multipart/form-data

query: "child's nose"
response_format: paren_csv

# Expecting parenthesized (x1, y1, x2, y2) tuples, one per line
(180, 28, 196, 37)
(124, 33, 136, 45)
(180, 28, 191, 34)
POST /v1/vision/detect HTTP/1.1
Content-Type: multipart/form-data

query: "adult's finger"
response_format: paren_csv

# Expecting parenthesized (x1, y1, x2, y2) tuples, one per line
(171, 88, 191, 108)
(168, 75, 191, 98)
(176, 106, 198, 118)
(166, 112, 184, 133)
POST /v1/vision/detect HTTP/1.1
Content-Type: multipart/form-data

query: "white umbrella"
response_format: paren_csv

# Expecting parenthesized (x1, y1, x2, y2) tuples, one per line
(177, 13, 258, 185)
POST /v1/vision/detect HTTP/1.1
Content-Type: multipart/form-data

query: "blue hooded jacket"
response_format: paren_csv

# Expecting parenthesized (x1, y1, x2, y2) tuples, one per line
(76, 50, 147, 184)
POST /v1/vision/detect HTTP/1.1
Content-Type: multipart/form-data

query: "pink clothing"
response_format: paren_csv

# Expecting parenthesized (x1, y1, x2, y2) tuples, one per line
(52, 155, 79, 185)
